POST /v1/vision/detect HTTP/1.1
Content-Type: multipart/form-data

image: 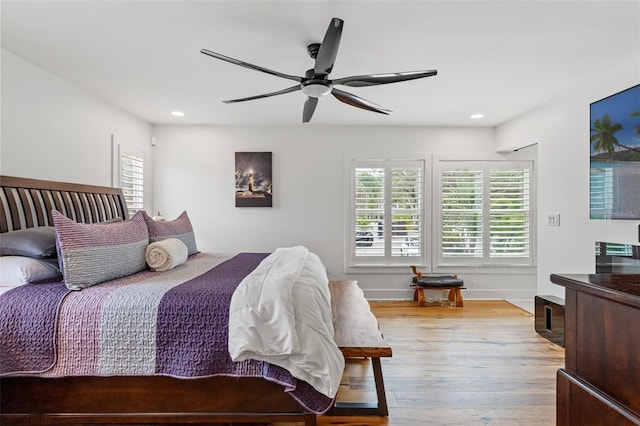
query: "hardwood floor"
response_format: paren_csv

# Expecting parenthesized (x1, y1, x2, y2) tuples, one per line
(286, 300, 565, 426)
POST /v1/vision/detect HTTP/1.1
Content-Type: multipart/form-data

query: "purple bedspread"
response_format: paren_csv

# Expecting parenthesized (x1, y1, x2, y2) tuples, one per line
(156, 252, 267, 376)
(0, 281, 70, 374)
(0, 253, 333, 413)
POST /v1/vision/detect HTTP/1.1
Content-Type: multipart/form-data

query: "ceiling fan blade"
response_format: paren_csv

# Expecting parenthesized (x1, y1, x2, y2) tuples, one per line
(201, 49, 302, 83)
(332, 70, 438, 87)
(223, 85, 301, 103)
(331, 88, 392, 115)
(314, 18, 344, 76)
(303, 97, 319, 123)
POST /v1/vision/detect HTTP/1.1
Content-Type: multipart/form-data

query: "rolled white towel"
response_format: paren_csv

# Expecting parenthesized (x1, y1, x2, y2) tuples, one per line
(145, 238, 188, 272)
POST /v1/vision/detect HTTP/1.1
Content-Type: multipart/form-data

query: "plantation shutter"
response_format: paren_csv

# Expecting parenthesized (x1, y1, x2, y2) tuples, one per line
(489, 168, 530, 258)
(441, 169, 483, 258)
(391, 165, 422, 257)
(351, 159, 424, 266)
(120, 152, 144, 216)
(438, 160, 533, 266)
(354, 166, 385, 257)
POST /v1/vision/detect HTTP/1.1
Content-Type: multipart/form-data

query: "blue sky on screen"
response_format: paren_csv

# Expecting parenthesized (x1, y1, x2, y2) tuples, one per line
(590, 84, 640, 154)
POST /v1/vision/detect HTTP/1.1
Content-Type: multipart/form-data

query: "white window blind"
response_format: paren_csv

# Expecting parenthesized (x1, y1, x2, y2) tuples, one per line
(120, 152, 144, 217)
(355, 166, 385, 257)
(351, 159, 424, 267)
(441, 169, 483, 258)
(391, 166, 422, 257)
(489, 168, 531, 258)
(438, 161, 533, 266)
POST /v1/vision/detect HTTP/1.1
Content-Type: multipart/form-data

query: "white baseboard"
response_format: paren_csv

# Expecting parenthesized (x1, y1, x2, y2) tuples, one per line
(507, 299, 535, 313)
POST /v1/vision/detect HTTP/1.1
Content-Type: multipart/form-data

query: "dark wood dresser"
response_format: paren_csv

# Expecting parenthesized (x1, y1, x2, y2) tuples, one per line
(550, 274, 640, 425)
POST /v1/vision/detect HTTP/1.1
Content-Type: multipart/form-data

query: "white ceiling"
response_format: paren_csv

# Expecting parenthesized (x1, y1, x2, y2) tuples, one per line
(2, 1, 638, 127)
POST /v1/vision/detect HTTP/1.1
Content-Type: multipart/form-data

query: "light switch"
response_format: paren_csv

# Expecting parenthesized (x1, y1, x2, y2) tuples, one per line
(547, 214, 560, 227)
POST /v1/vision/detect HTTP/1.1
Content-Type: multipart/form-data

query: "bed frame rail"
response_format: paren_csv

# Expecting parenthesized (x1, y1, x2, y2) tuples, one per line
(0, 376, 316, 425)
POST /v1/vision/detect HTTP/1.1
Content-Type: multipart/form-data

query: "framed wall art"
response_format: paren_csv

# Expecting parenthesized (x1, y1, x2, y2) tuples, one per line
(235, 152, 272, 207)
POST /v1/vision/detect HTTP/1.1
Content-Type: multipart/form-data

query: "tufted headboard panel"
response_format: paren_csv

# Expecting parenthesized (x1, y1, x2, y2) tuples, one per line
(0, 175, 128, 233)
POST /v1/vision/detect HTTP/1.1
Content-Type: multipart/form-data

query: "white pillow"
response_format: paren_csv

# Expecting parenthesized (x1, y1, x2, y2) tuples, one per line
(0, 256, 62, 286)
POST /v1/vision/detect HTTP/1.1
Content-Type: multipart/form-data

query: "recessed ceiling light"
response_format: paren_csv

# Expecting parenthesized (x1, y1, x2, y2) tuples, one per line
(470, 113, 484, 119)
(171, 111, 185, 117)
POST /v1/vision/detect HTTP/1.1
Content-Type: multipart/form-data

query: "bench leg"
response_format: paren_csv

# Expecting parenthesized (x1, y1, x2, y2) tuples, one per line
(372, 357, 389, 416)
(454, 288, 463, 307)
(326, 357, 388, 417)
(446, 288, 464, 307)
(447, 288, 456, 304)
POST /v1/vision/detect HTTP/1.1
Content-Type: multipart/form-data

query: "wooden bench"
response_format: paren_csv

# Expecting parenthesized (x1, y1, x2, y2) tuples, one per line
(327, 281, 392, 417)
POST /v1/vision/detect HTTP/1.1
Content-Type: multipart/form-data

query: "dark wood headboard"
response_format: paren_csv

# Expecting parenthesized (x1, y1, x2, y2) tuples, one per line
(0, 175, 128, 233)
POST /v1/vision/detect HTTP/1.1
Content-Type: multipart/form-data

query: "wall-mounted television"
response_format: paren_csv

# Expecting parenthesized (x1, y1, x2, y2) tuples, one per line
(590, 83, 640, 220)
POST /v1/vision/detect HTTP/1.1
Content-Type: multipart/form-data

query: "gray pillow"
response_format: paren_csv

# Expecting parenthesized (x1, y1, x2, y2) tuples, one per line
(0, 227, 57, 258)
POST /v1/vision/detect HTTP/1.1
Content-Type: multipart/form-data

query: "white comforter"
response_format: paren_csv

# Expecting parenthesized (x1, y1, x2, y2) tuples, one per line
(228, 246, 345, 398)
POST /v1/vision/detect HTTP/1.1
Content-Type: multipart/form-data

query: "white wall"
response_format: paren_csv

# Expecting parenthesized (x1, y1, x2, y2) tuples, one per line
(0, 48, 550, 303)
(1, 49, 152, 206)
(152, 125, 537, 301)
(497, 57, 640, 298)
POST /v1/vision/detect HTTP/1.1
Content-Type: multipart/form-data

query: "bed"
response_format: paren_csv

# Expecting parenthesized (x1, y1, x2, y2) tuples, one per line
(0, 175, 344, 426)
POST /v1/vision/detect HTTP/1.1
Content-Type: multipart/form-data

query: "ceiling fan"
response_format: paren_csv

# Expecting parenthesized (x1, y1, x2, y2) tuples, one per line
(201, 17, 437, 123)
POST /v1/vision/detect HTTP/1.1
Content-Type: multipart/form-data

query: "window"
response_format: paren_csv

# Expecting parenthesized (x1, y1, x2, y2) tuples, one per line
(436, 160, 533, 266)
(349, 159, 425, 267)
(120, 152, 145, 217)
(112, 139, 146, 218)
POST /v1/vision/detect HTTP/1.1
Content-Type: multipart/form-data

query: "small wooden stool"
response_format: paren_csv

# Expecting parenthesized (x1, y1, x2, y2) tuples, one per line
(410, 266, 465, 307)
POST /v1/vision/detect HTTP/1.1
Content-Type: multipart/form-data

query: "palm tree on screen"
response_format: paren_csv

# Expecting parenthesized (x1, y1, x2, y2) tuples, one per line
(591, 114, 640, 155)
(591, 114, 623, 154)
(632, 110, 640, 136)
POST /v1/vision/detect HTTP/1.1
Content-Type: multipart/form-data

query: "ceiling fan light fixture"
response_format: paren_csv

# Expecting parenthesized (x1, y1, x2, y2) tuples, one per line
(301, 81, 333, 98)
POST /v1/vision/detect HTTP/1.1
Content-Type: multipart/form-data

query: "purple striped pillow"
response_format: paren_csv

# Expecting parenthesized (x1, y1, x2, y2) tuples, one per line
(52, 210, 149, 290)
(141, 211, 198, 256)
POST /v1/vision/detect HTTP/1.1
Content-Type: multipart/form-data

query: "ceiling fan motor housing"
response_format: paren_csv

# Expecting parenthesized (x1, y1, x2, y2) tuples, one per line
(307, 43, 321, 59)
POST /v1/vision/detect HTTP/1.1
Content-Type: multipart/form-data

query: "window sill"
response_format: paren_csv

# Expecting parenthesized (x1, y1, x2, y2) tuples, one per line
(345, 264, 427, 274)
(345, 263, 536, 275)
(435, 264, 536, 275)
